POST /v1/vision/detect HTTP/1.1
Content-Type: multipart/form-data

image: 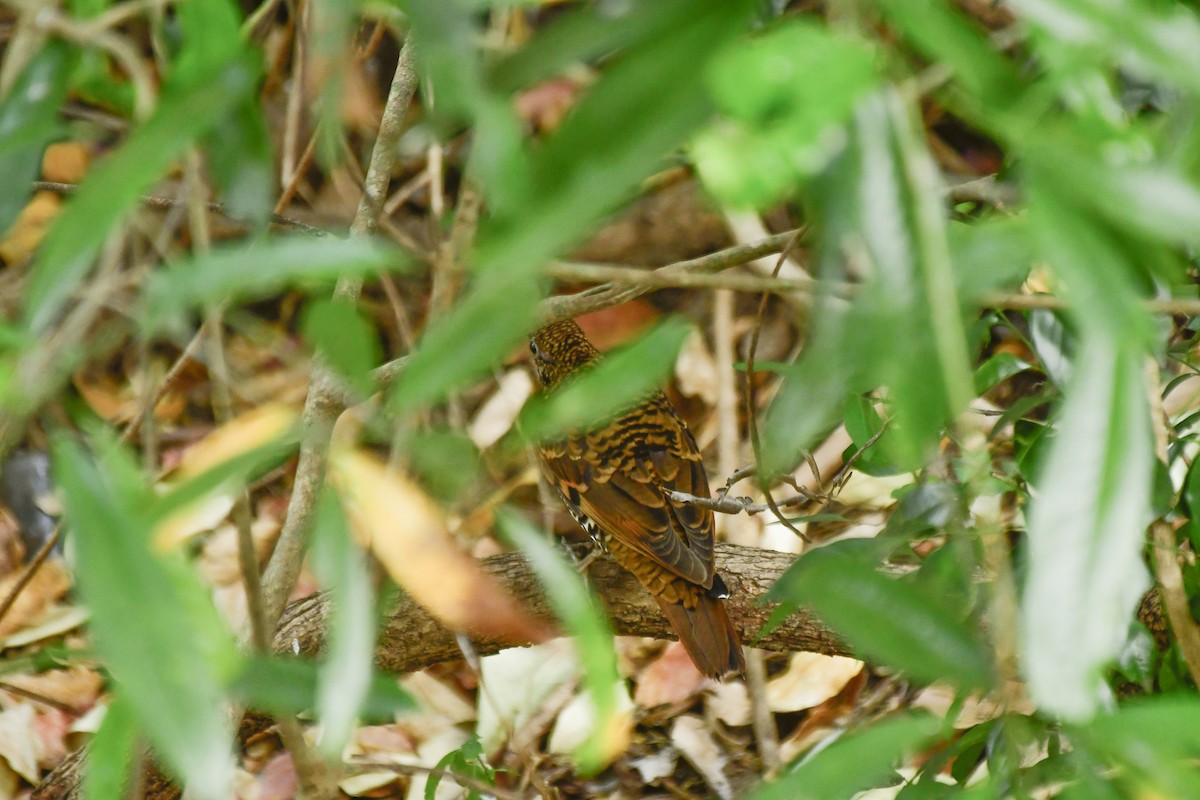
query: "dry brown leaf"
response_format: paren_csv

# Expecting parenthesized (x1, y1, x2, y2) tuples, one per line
(0, 558, 71, 638)
(0, 192, 60, 264)
(2, 666, 103, 712)
(41, 142, 90, 183)
(33, 708, 71, 770)
(198, 513, 283, 587)
(155, 404, 298, 549)
(670, 714, 733, 800)
(330, 449, 553, 645)
(255, 751, 297, 800)
(514, 77, 582, 133)
(765, 652, 864, 713)
(174, 404, 298, 478)
(340, 770, 400, 797)
(634, 641, 708, 708)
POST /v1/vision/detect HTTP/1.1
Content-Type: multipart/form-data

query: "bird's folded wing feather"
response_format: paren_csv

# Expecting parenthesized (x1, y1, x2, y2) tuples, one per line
(539, 411, 716, 588)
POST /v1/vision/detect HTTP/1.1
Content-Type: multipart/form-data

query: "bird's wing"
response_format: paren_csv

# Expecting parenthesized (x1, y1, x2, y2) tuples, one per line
(539, 401, 716, 588)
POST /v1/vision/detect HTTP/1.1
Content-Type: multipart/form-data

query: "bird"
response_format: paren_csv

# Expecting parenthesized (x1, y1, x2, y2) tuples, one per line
(529, 319, 745, 679)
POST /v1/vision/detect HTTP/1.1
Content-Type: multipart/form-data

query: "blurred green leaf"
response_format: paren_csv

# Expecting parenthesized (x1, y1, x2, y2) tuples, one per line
(1079, 697, 1200, 797)
(391, 0, 757, 417)
(761, 89, 971, 474)
(147, 435, 300, 527)
(141, 237, 404, 333)
(1020, 337, 1153, 721)
(1015, 0, 1200, 97)
(496, 509, 622, 775)
(694, 20, 879, 207)
(24, 57, 257, 335)
(230, 655, 414, 721)
(0, 42, 76, 236)
(518, 318, 691, 441)
(974, 351, 1033, 395)
(749, 713, 940, 800)
(309, 491, 376, 756)
(83, 693, 138, 800)
(769, 546, 993, 689)
(301, 297, 382, 398)
(407, 428, 482, 503)
(52, 435, 234, 800)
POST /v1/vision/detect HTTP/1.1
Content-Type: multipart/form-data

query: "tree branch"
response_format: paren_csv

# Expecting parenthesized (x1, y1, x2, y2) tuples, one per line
(33, 543, 841, 800)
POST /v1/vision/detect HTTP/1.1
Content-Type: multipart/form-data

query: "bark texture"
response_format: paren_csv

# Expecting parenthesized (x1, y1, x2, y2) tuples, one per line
(34, 543, 841, 800)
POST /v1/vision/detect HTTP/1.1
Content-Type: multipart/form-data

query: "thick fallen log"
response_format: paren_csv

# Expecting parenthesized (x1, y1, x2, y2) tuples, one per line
(34, 543, 841, 800)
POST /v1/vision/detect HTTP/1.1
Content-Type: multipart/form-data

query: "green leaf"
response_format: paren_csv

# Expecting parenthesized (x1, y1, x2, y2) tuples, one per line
(24, 57, 257, 335)
(1079, 697, 1200, 797)
(769, 546, 993, 689)
(518, 318, 692, 442)
(83, 693, 139, 800)
(141, 237, 405, 333)
(0, 42, 76, 236)
(749, 713, 940, 800)
(52, 435, 235, 800)
(230, 655, 414, 721)
(391, 0, 757, 417)
(310, 491, 376, 756)
(301, 297, 382, 398)
(1019, 336, 1153, 721)
(974, 351, 1033, 395)
(171, 0, 272, 221)
(694, 20, 879, 207)
(496, 509, 623, 775)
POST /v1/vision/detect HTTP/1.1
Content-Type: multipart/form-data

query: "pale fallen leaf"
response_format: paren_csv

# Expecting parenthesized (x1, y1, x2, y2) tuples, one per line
(156, 492, 236, 552)
(631, 747, 678, 784)
(468, 369, 533, 449)
(706, 679, 751, 727)
(0, 704, 39, 782)
(349, 725, 416, 758)
(546, 678, 634, 765)
(402, 672, 476, 728)
(1, 604, 88, 648)
(0, 559, 72, 638)
(0, 759, 18, 800)
(477, 642, 576, 753)
(70, 702, 107, 734)
(331, 449, 553, 644)
(670, 714, 732, 800)
(766, 652, 864, 713)
(404, 726, 469, 800)
(340, 770, 400, 797)
(634, 641, 708, 708)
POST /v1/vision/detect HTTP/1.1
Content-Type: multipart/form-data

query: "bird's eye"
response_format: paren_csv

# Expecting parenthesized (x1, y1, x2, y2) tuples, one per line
(529, 340, 540, 358)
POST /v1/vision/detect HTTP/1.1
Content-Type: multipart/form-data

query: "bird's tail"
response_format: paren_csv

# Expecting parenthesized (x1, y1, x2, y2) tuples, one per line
(656, 590, 746, 680)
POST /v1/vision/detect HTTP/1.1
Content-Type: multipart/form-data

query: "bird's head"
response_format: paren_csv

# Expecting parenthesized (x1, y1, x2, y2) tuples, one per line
(529, 319, 601, 389)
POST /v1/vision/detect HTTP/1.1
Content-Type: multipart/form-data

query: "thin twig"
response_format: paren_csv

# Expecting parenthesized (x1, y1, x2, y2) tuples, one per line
(259, 38, 419, 634)
(744, 229, 810, 542)
(31, 182, 333, 238)
(0, 527, 61, 632)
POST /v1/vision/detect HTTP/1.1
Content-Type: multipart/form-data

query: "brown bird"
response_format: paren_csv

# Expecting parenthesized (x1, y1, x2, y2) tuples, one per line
(530, 319, 745, 679)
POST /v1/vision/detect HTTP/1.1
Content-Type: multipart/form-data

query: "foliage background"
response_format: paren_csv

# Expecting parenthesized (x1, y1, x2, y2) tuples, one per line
(1, 0, 1200, 797)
